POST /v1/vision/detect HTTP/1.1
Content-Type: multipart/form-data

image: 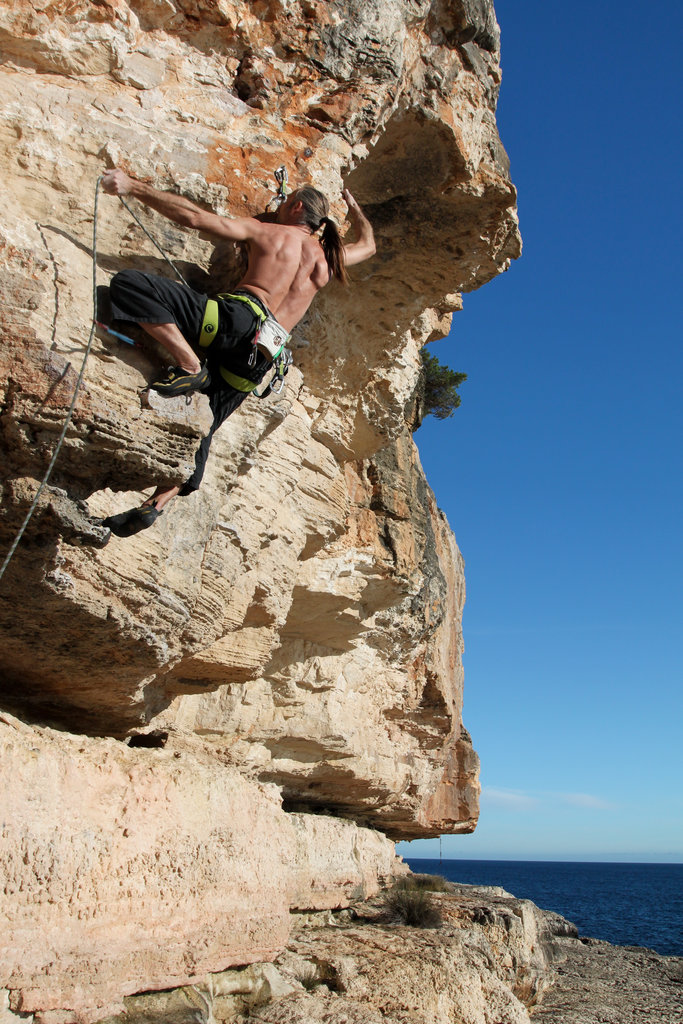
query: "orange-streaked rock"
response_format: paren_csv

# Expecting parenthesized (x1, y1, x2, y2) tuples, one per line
(0, 0, 520, 1015)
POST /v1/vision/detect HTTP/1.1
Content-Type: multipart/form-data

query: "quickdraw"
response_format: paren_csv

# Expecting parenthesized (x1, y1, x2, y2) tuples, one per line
(274, 165, 289, 203)
(266, 165, 289, 212)
(255, 346, 293, 398)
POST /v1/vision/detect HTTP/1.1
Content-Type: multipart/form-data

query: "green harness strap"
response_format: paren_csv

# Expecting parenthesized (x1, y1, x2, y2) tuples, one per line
(218, 366, 259, 392)
(198, 298, 220, 348)
(199, 293, 270, 392)
(218, 291, 269, 323)
(199, 292, 268, 348)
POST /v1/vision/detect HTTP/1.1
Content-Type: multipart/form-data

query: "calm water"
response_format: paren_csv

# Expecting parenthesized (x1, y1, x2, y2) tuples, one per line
(404, 858, 683, 956)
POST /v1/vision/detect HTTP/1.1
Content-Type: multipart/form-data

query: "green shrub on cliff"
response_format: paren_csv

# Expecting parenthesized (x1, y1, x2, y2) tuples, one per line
(421, 349, 467, 420)
(381, 884, 443, 928)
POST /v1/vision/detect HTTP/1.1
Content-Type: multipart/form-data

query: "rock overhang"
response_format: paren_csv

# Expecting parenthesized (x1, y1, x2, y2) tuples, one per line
(0, 0, 516, 843)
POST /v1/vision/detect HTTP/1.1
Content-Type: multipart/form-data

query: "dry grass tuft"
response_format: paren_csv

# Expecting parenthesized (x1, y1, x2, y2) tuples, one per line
(381, 885, 443, 928)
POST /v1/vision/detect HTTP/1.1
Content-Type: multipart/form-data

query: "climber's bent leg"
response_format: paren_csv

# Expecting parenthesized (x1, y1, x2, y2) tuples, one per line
(101, 386, 242, 538)
(109, 270, 209, 392)
(101, 484, 180, 538)
(102, 386, 243, 537)
(141, 322, 201, 374)
(179, 386, 249, 495)
(146, 483, 181, 511)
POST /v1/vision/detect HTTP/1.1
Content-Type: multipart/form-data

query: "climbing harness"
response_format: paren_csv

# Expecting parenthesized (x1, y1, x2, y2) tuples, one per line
(199, 292, 267, 348)
(218, 345, 292, 397)
(199, 290, 293, 398)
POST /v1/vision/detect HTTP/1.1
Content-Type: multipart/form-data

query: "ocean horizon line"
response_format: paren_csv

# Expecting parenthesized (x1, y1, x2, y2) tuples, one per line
(402, 855, 683, 866)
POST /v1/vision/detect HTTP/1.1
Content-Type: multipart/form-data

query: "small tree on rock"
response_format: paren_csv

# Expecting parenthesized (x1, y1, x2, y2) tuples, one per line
(420, 349, 467, 420)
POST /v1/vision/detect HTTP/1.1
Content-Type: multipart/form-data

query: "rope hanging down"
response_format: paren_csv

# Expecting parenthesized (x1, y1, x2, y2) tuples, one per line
(0, 176, 104, 584)
(117, 195, 190, 287)
(0, 177, 184, 581)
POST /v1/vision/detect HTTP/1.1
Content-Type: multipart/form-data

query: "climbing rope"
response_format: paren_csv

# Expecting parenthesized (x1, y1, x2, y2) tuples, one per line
(117, 195, 190, 288)
(0, 177, 105, 584)
(0, 176, 197, 582)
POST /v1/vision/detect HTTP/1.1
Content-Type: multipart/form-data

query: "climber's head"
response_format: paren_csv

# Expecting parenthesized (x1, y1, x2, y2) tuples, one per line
(276, 185, 348, 284)
(277, 186, 328, 232)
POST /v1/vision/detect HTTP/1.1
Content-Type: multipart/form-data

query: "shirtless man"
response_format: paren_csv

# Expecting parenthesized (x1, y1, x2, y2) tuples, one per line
(99, 168, 375, 537)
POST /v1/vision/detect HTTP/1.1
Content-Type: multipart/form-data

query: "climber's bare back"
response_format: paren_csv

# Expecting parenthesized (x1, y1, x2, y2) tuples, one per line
(101, 169, 375, 334)
(235, 221, 331, 332)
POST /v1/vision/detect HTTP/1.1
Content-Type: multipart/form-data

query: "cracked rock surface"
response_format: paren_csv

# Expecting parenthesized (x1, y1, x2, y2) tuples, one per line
(0, 0, 523, 1020)
(530, 936, 683, 1024)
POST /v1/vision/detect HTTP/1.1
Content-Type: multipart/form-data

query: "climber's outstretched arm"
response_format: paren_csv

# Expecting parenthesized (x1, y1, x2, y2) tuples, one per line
(341, 189, 376, 267)
(101, 169, 261, 243)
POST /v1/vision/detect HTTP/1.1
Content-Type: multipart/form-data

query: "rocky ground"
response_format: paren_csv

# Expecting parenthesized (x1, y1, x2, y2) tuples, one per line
(89, 885, 563, 1024)
(530, 934, 683, 1024)
(75, 883, 683, 1024)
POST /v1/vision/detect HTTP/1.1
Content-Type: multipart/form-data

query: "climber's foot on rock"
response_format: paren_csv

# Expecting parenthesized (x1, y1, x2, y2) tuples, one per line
(70, 521, 112, 548)
(148, 364, 208, 397)
(102, 503, 162, 538)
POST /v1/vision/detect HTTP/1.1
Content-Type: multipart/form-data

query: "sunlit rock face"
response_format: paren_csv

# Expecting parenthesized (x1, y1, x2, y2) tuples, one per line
(156, 431, 479, 839)
(0, 0, 517, 1019)
(0, 711, 403, 1024)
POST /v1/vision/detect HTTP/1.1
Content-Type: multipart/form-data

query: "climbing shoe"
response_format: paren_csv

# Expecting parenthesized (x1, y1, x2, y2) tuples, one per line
(149, 364, 209, 396)
(102, 503, 162, 538)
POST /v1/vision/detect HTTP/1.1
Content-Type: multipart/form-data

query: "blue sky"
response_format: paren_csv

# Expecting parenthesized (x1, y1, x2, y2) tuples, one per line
(397, 0, 682, 863)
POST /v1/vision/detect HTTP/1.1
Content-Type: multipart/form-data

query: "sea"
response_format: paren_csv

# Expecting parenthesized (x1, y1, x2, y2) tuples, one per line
(403, 858, 683, 957)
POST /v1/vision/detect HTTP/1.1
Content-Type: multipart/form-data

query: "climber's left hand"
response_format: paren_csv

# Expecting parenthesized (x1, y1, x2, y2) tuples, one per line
(102, 169, 134, 196)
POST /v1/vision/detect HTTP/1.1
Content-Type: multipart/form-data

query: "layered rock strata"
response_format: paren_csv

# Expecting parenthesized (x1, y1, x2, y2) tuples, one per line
(0, 0, 517, 841)
(17, 885, 578, 1024)
(0, 0, 519, 1019)
(82, 893, 682, 1024)
(0, 711, 403, 1023)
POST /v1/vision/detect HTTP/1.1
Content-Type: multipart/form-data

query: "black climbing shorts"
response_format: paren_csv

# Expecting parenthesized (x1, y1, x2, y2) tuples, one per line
(109, 269, 271, 383)
(110, 269, 207, 339)
(109, 270, 273, 493)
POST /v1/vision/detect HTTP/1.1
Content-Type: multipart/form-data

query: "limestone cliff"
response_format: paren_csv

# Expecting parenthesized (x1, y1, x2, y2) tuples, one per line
(0, 1, 519, 1021)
